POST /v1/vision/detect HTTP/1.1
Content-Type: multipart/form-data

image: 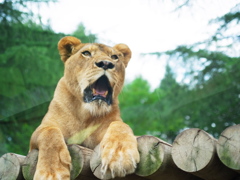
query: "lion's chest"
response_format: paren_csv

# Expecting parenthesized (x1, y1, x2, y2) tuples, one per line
(66, 123, 101, 145)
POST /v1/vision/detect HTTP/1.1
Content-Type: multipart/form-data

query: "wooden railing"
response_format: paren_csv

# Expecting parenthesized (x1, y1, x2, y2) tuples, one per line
(0, 124, 240, 180)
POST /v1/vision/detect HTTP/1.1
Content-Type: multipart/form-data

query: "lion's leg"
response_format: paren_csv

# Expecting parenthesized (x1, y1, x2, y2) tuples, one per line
(30, 126, 71, 180)
(99, 121, 140, 178)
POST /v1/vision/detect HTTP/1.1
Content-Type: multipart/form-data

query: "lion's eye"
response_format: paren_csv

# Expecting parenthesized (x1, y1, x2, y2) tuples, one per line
(82, 51, 91, 57)
(111, 55, 118, 60)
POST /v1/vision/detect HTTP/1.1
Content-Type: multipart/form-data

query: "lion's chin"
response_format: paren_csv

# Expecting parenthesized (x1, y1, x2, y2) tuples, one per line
(83, 101, 112, 117)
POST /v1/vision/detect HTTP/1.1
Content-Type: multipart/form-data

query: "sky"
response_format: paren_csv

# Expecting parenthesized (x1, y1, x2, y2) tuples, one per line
(31, 0, 238, 89)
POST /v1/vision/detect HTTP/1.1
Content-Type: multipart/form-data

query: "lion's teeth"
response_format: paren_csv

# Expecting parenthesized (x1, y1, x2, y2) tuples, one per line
(104, 91, 108, 97)
(93, 88, 96, 95)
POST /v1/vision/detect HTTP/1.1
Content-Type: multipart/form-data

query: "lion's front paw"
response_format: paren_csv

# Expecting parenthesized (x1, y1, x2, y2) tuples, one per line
(99, 139, 140, 179)
(33, 148, 71, 180)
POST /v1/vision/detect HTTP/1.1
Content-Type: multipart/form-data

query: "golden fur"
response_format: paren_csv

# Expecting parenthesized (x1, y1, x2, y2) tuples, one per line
(30, 36, 140, 179)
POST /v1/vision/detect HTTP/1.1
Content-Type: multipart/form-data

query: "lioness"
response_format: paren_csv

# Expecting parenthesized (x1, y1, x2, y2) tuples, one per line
(30, 36, 140, 179)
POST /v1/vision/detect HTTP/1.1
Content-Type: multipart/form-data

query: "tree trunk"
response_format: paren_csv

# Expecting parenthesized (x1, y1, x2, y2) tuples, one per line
(217, 124, 240, 173)
(172, 128, 238, 180)
(2, 126, 240, 180)
(0, 153, 25, 180)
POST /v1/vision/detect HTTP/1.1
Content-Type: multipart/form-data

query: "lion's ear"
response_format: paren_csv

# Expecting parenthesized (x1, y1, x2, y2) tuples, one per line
(58, 36, 81, 62)
(114, 44, 132, 68)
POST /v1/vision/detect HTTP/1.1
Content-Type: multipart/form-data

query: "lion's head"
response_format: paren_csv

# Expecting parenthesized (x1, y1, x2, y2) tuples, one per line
(58, 36, 131, 116)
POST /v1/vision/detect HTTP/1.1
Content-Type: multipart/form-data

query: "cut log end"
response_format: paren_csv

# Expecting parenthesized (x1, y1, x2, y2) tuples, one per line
(217, 124, 240, 172)
(68, 144, 84, 179)
(172, 128, 216, 173)
(22, 149, 38, 180)
(135, 136, 165, 177)
(0, 153, 25, 180)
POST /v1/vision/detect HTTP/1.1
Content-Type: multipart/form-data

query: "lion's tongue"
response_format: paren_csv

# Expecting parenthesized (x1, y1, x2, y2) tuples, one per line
(92, 76, 109, 98)
(93, 88, 108, 97)
(92, 77, 108, 97)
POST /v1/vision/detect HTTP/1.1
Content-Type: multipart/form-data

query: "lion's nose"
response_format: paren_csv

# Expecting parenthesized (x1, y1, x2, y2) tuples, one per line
(95, 61, 114, 70)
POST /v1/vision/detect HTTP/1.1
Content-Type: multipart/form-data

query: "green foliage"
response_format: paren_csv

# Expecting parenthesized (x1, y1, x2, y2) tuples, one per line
(119, 77, 160, 137)
(72, 23, 97, 43)
(120, 77, 155, 108)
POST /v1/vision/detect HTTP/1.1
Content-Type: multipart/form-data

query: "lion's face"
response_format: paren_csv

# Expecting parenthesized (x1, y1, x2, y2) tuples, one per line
(58, 36, 131, 116)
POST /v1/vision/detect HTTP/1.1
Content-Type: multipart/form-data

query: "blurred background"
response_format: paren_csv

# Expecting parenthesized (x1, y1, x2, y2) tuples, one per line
(0, 0, 239, 156)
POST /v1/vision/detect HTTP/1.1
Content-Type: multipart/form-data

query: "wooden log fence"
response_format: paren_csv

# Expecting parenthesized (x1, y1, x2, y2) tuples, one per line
(0, 124, 240, 180)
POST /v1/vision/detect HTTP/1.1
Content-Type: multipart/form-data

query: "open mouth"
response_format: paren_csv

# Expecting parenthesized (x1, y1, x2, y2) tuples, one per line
(83, 75, 112, 105)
